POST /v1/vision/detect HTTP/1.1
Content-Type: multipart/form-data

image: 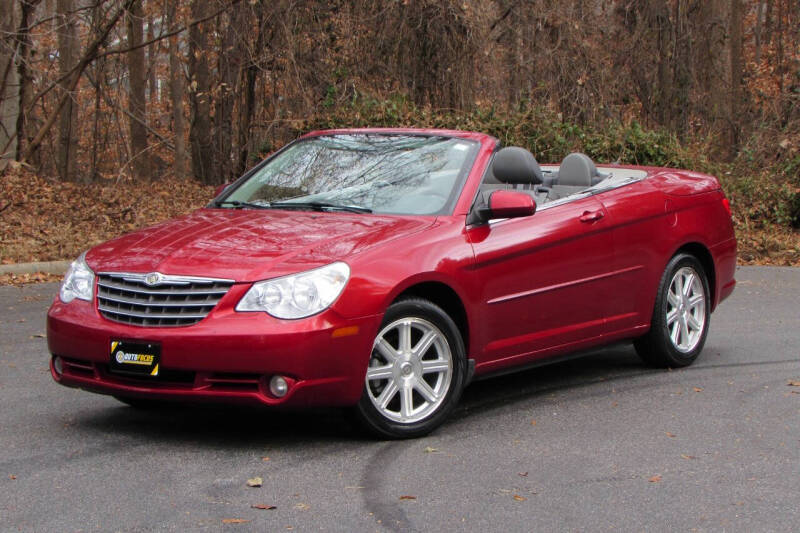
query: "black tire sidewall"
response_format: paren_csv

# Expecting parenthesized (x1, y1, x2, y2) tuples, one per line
(651, 254, 711, 366)
(355, 298, 467, 439)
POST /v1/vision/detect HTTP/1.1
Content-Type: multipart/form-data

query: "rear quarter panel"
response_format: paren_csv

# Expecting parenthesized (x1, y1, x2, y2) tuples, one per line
(649, 168, 736, 309)
(598, 168, 735, 335)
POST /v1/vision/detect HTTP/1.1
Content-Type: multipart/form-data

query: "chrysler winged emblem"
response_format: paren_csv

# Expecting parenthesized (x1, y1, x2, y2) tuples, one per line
(144, 272, 162, 286)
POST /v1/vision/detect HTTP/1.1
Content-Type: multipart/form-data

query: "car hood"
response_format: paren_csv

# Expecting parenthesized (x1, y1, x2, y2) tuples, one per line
(86, 208, 435, 281)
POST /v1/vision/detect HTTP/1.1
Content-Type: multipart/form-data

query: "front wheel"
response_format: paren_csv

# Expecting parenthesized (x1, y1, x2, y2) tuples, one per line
(634, 253, 711, 367)
(355, 298, 467, 439)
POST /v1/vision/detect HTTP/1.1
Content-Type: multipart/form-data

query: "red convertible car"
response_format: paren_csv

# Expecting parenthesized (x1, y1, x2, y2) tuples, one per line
(47, 128, 737, 438)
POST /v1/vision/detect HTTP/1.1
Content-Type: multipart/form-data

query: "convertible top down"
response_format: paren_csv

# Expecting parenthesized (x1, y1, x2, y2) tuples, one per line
(48, 128, 736, 438)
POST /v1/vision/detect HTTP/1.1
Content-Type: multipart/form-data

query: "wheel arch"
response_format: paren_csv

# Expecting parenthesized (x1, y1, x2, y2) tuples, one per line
(392, 280, 471, 357)
(672, 241, 717, 310)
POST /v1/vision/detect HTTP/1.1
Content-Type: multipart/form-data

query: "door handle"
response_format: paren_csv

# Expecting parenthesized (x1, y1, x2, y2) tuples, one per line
(579, 210, 605, 223)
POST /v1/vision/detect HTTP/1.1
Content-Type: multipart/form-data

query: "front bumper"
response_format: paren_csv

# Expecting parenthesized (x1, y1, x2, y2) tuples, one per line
(47, 289, 382, 407)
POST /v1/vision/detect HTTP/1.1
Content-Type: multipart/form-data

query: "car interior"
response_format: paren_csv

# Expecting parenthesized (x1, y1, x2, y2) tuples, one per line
(479, 147, 610, 205)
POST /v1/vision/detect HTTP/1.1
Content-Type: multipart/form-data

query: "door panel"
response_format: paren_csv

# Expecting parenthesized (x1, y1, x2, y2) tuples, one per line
(592, 180, 668, 333)
(468, 195, 616, 366)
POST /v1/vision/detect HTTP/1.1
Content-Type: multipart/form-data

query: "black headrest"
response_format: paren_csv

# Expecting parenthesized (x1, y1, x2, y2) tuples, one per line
(492, 147, 543, 185)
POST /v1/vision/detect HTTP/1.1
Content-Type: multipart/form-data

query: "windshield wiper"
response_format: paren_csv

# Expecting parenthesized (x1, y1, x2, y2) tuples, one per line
(268, 201, 373, 214)
(214, 200, 272, 210)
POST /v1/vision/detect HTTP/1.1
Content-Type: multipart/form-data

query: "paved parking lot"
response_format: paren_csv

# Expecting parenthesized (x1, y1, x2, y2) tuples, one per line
(1, 266, 798, 532)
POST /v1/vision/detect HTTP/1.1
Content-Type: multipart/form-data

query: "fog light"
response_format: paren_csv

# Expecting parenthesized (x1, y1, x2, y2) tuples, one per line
(53, 355, 64, 375)
(269, 375, 288, 397)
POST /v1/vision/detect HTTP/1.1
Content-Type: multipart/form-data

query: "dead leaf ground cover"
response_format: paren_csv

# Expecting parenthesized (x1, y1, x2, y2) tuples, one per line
(1, 166, 797, 288)
(1, 167, 214, 267)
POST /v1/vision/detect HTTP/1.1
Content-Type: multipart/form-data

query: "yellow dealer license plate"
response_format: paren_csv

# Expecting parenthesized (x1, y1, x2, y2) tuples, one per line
(109, 340, 160, 377)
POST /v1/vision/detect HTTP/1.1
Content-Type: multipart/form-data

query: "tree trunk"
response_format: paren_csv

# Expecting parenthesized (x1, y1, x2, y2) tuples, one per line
(12, 0, 40, 164)
(0, 2, 21, 169)
(763, 0, 773, 47)
(672, 0, 692, 137)
(754, 1, 765, 65)
(127, 0, 150, 180)
(651, 0, 673, 127)
(729, 0, 743, 151)
(214, 8, 239, 183)
(167, 1, 186, 179)
(56, 0, 80, 182)
(187, 0, 214, 184)
(235, 7, 265, 178)
(146, 7, 157, 104)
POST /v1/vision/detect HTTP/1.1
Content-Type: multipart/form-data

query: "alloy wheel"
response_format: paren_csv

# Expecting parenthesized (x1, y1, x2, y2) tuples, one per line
(365, 317, 453, 423)
(665, 266, 706, 353)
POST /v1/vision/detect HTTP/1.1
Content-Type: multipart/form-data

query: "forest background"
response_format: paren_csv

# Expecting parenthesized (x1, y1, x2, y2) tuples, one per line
(1, 0, 798, 274)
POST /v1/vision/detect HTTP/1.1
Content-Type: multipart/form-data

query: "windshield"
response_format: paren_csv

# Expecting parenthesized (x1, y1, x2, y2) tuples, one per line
(220, 134, 478, 215)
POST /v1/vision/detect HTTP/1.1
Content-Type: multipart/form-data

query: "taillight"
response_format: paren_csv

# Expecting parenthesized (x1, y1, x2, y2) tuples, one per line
(721, 196, 731, 216)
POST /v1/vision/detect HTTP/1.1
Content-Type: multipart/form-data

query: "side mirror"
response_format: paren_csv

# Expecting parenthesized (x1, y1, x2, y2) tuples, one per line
(480, 190, 536, 222)
(214, 182, 232, 197)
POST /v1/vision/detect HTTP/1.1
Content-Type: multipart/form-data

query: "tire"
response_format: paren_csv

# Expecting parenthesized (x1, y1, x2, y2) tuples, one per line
(634, 253, 711, 368)
(355, 298, 467, 439)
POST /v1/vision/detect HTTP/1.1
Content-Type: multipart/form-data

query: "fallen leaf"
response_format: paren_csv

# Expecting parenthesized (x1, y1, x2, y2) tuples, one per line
(788, 380, 800, 387)
(423, 446, 438, 453)
(246, 476, 263, 487)
(666, 432, 676, 438)
(513, 494, 527, 501)
(293, 503, 310, 510)
(251, 504, 276, 510)
(518, 472, 528, 477)
(680, 454, 697, 460)
(9, 474, 16, 480)
(222, 518, 250, 524)
(261, 456, 270, 462)
(693, 387, 704, 392)
(530, 420, 537, 426)
(648, 475, 662, 483)
(399, 495, 416, 500)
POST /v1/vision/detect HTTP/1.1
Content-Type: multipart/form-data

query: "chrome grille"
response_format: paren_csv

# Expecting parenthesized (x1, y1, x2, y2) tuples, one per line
(97, 272, 234, 327)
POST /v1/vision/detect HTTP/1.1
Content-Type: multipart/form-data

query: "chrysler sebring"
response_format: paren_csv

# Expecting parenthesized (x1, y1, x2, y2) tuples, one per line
(47, 128, 737, 438)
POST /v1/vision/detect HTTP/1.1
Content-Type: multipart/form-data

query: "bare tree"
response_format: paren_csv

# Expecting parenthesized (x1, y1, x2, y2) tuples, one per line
(166, 0, 186, 179)
(13, 0, 42, 164)
(20, 0, 135, 164)
(127, 0, 150, 179)
(187, 0, 214, 184)
(214, 6, 238, 183)
(235, 3, 266, 177)
(0, 2, 21, 168)
(671, 0, 693, 137)
(146, 1, 157, 104)
(56, 0, 80, 182)
(729, 0, 744, 149)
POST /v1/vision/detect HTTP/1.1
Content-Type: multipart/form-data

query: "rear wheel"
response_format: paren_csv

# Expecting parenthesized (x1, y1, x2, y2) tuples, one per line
(634, 253, 710, 367)
(355, 298, 467, 439)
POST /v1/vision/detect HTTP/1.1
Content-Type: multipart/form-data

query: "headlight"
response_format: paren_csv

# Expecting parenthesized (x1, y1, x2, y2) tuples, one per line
(59, 252, 95, 303)
(236, 262, 350, 319)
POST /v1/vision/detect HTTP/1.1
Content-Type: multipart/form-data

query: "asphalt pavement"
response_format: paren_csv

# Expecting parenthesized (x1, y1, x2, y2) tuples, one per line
(1, 266, 798, 532)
